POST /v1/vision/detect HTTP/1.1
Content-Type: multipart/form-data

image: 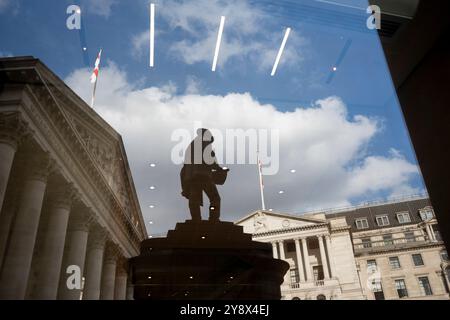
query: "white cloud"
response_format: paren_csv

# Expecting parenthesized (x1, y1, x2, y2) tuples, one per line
(65, 63, 420, 234)
(133, 0, 304, 72)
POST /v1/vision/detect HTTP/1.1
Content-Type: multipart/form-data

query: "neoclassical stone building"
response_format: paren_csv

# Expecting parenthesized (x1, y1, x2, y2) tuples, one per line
(0, 56, 147, 300)
(236, 196, 449, 300)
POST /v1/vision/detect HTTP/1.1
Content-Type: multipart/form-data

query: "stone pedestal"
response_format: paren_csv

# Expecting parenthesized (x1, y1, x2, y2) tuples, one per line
(130, 220, 289, 300)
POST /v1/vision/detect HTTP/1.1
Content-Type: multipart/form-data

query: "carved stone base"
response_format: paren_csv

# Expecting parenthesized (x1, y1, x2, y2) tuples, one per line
(130, 220, 289, 300)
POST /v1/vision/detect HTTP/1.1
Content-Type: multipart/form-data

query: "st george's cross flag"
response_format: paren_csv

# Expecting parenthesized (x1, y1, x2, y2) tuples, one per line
(90, 48, 102, 108)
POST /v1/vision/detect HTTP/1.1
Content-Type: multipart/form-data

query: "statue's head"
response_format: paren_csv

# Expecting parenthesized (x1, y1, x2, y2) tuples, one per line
(196, 128, 214, 142)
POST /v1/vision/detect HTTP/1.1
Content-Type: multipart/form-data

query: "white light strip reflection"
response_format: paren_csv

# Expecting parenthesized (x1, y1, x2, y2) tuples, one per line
(212, 16, 225, 72)
(271, 27, 291, 76)
(150, 3, 155, 67)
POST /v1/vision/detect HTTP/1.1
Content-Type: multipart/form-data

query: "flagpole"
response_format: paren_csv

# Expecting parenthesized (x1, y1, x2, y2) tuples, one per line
(257, 151, 266, 211)
(91, 76, 98, 108)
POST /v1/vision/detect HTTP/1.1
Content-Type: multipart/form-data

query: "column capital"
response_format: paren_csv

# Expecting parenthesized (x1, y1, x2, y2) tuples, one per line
(0, 112, 29, 149)
(104, 242, 121, 264)
(47, 181, 79, 210)
(68, 209, 95, 232)
(116, 257, 129, 275)
(88, 224, 108, 250)
(25, 151, 54, 182)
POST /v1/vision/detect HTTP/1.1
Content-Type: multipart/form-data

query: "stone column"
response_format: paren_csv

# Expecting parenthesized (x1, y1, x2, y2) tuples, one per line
(100, 243, 119, 300)
(83, 225, 107, 300)
(318, 235, 330, 280)
(429, 224, 436, 241)
(57, 210, 92, 300)
(114, 259, 128, 300)
(425, 224, 435, 241)
(325, 235, 336, 278)
(0, 112, 27, 211)
(0, 153, 51, 299)
(301, 237, 312, 281)
(278, 241, 285, 260)
(0, 183, 20, 269)
(31, 183, 76, 299)
(126, 281, 134, 300)
(272, 242, 278, 259)
(294, 238, 305, 282)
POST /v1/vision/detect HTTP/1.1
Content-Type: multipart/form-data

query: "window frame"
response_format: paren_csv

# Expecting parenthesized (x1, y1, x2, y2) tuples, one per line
(396, 211, 411, 224)
(418, 276, 433, 296)
(361, 238, 372, 248)
(383, 234, 394, 246)
(419, 208, 434, 221)
(394, 279, 408, 298)
(376, 215, 390, 227)
(367, 259, 377, 273)
(355, 218, 369, 230)
(389, 256, 401, 269)
(412, 253, 424, 266)
(404, 231, 415, 243)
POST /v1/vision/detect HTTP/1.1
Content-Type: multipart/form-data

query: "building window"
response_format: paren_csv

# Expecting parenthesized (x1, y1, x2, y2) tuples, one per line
(292, 297, 301, 300)
(395, 279, 408, 298)
(383, 234, 393, 246)
(371, 281, 385, 300)
(412, 254, 424, 266)
(440, 250, 449, 261)
(376, 215, 390, 227)
(419, 208, 434, 221)
(432, 225, 442, 241)
(418, 276, 433, 296)
(396, 212, 411, 223)
(367, 260, 377, 273)
(389, 256, 401, 269)
(290, 268, 299, 284)
(355, 218, 369, 229)
(313, 266, 324, 281)
(316, 294, 326, 300)
(362, 238, 372, 248)
(404, 231, 415, 243)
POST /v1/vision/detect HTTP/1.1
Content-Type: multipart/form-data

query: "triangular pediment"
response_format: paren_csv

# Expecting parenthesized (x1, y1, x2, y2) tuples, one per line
(236, 210, 327, 234)
(36, 62, 143, 228)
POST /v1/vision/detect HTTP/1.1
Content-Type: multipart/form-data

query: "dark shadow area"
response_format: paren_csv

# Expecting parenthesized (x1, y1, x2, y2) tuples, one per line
(375, 0, 450, 252)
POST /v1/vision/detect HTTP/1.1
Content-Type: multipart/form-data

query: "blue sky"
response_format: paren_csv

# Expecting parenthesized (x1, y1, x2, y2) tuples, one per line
(0, 0, 426, 234)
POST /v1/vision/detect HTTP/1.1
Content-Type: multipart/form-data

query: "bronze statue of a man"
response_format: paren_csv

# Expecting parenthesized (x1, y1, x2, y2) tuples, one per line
(180, 128, 229, 221)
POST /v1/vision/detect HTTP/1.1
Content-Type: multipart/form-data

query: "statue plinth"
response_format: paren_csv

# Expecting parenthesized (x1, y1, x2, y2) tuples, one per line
(130, 220, 289, 300)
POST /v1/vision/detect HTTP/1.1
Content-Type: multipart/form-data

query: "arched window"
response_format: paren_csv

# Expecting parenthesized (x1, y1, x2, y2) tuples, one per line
(317, 294, 326, 300)
(292, 297, 300, 300)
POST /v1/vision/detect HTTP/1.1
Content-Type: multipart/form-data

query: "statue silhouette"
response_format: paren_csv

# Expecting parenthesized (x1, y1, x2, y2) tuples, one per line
(180, 128, 229, 221)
